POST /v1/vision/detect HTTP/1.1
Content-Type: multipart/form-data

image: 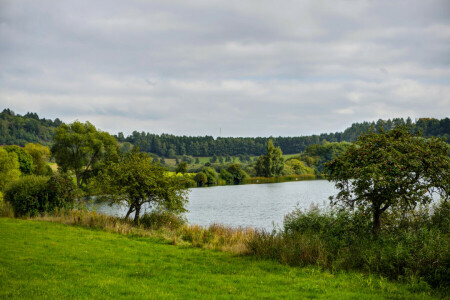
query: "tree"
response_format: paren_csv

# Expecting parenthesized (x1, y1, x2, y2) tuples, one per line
(3, 145, 34, 175)
(226, 163, 248, 184)
(24, 143, 52, 175)
(175, 161, 188, 174)
(0, 148, 20, 190)
(96, 150, 188, 223)
(255, 139, 284, 177)
(194, 172, 207, 187)
(202, 167, 218, 186)
(325, 127, 450, 235)
(51, 121, 119, 187)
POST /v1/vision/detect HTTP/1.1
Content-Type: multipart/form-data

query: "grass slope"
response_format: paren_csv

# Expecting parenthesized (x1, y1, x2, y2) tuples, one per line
(0, 218, 436, 299)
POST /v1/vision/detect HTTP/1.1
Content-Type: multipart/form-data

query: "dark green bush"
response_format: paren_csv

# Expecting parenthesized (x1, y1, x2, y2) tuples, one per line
(4, 174, 77, 217)
(247, 202, 450, 289)
(139, 210, 186, 230)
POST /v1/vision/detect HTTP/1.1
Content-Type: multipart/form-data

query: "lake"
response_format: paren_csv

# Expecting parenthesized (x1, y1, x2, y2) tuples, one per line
(90, 180, 338, 230)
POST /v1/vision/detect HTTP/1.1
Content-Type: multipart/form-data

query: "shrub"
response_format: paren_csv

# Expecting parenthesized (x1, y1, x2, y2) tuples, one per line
(139, 210, 186, 230)
(4, 174, 77, 217)
(247, 203, 450, 288)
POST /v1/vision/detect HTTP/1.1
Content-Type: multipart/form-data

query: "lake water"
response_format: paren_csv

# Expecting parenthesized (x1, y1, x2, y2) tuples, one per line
(90, 180, 338, 230)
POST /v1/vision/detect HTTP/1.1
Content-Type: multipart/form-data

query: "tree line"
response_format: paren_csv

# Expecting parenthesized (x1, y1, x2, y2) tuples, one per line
(1, 109, 448, 156)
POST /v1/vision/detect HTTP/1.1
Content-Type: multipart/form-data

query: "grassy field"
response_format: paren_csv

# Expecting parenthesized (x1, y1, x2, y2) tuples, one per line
(0, 218, 437, 299)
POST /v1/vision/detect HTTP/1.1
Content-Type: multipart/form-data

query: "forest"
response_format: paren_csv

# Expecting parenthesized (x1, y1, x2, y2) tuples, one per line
(0, 108, 449, 157)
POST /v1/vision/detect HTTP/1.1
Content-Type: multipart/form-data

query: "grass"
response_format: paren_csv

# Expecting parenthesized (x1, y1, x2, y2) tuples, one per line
(0, 217, 439, 299)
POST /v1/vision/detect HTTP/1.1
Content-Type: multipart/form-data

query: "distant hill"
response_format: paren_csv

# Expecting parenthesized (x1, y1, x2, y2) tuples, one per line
(0, 109, 62, 146)
(0, 108, 448, 155)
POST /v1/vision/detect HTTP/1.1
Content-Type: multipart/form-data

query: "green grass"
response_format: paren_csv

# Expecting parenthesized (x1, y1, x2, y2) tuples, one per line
(0, 218, 437, 299)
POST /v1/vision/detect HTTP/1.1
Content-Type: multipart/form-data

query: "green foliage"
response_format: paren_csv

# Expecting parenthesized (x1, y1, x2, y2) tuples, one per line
(226, 163, 248, 184)
(325, 127, 450, 235)
(3, 145, 34, 175)
(202, 167, 218, 186)
(175, 161, 188, 174)
(247, 203, 450, 289)
(0, 109, 62, 146)
(4, 175, 76, 217)
(255, 139, 284, 177)
(194, 172, 207, 187)
(139, 210, 186, 230)
(0, 148, 21, 190)
(284, 158, 315, 175)
(220, 169, 233, 185)
(51, 121, 120, 187)
(24, 143, 52, 175)
(96, 150, 188, 223)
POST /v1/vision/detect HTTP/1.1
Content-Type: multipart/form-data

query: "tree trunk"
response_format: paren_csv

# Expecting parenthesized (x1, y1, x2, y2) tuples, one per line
(124, 204, 134, 220)
(372, 207, 381, 237)
(134, 205, 141, 224)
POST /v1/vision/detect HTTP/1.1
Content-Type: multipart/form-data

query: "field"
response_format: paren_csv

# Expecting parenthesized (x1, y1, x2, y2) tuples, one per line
(0, 218, 438, 299)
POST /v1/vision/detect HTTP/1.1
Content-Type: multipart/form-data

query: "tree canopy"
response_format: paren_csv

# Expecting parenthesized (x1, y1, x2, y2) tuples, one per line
(255, 139, 284, 177)
(0, 148, 20, 191)
(51, 121, 119, 187)
(325, 127, 450, 235)
(96, 150, 189, 223)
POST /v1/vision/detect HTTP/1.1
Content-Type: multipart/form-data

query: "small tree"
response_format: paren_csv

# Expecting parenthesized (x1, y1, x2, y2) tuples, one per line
(175, 161, 188, 174)
(96, 150, 188, 223)
(226, 163, 248, 184)
(194, 172, 207, 187)
(255, 139, 284, 177)
(325, 127, 449, 235)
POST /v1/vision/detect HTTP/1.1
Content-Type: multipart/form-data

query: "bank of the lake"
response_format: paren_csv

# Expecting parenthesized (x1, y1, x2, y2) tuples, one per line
(0, 218, 438, 299)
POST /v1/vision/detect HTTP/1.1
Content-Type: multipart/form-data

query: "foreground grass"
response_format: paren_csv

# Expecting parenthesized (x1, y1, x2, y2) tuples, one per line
(0, 218, 438, 299)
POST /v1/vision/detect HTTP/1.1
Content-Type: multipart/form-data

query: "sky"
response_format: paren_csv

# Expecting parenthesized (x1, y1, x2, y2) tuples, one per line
(0, 0, 449, 137)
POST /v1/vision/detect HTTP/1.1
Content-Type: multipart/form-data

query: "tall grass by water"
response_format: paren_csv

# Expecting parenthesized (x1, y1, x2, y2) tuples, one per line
(246, 202, 450, 290)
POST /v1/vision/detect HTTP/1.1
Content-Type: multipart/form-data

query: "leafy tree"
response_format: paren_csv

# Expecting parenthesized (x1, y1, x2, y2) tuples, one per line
(226, 163, 248, 184)
(285, 159, 314, 175)
(96, 150, 188, 223)
(194, 172, 207, 187)
(202, 167, 218, 186)
(51, 121, 120, 187)
(195, 157, 200, 164)
(175, 161, 188, 174)
(325, 127, 450, 235)
(255, 140, 284, 177)
(0, 148, 20, 190)
(24, 143, 52, 175)
(220, 169, 233, 185)
(3, 145, 34, 175)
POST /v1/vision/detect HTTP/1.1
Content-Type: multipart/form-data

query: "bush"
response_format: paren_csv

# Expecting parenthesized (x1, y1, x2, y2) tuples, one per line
(4, 174, 77, 217)
(139, 210, 186, 230)
(247, 203, 450, 288)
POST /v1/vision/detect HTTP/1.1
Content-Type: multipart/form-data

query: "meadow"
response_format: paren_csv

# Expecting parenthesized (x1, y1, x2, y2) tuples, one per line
(0, 218, 439, 299)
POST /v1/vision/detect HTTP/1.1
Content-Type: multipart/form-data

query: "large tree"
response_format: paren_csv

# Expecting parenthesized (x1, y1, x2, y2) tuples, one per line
(255, 139, 284, 177)
(51, 121, 119, 187)
(325, 127, 449, 235)
(96, 150, 188, 223)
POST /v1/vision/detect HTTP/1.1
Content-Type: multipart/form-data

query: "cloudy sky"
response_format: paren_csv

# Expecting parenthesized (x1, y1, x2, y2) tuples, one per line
(0, 0, 449, 137)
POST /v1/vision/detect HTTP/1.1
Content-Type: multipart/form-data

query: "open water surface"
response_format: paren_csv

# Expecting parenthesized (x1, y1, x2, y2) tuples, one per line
(90, 180, 338, 230)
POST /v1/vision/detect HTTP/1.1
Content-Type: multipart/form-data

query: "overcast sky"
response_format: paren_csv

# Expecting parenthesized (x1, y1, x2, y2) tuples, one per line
(0, 0, 449, 137)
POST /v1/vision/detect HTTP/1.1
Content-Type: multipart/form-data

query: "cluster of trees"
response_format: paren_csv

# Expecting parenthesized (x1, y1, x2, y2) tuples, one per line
(1, 108, 448, 157)
(117, 117, 449, 157)
(0, 109, 62, 146)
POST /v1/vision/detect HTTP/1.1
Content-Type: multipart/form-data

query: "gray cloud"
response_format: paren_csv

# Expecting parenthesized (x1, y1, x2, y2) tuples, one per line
(0, 0, 449, 137)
